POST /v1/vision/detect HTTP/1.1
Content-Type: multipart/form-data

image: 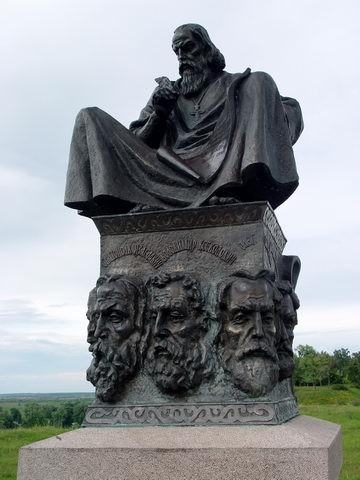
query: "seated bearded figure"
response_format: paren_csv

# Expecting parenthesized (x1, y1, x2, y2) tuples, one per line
(64, 23, 303, 216)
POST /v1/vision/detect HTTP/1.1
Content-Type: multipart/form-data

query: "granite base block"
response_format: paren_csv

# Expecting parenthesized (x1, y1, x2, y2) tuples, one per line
(17, 415, 342, 480)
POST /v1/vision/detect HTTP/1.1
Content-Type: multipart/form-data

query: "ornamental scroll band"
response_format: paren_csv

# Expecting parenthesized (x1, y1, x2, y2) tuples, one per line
(94, 203, 268, 236)
(84, 403, 276, 426)
(102, 237, 240, 268)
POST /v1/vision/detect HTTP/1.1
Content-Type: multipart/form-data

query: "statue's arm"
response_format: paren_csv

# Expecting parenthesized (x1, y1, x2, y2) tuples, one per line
(129, 94, 168, 149)
(130, 79, 179, 149)
(281, 96, 304, 145)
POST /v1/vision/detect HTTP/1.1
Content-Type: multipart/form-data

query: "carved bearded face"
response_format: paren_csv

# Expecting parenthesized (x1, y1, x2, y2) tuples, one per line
(172, 29, 212, 97)
(87, 278, 142, 402)
(220, 277, 279, 396)
(86, 287, 99, 352)
(276, 293, 297, 380)
(148, 278, 209, 392)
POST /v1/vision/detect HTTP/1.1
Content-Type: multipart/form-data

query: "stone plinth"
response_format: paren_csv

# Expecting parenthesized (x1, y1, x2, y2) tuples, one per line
(17, 416, 342, 480)
(93, 201, 286, 278)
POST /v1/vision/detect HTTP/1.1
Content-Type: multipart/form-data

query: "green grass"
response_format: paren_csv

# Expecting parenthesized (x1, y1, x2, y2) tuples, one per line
(299, 405, 360, 480)
(295, 385, 360, 405)
(0, 427, 71, 480)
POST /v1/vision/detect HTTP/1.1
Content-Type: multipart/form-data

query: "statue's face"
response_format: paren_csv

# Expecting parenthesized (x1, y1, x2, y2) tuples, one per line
(276, 292, 297, 381)
(94, 283, 136, 348)
(86, 288, 99, 349)
(223, 278, 276, 356)
(88, 280, 141, 402)
(220, 277, 279, 396)
(279, 293, 297, 346)
(148, 280, 206, 392)
(152, 282, 198, 339)
(172, 30, 205, 74)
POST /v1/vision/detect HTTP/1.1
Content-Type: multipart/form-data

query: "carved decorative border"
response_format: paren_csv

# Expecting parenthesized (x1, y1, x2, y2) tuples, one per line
(93, 203, 268, 236)
(83, 402, 278, 426)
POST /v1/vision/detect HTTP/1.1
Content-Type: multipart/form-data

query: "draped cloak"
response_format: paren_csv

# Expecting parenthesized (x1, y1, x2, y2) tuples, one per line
(64, 70, 303, 215)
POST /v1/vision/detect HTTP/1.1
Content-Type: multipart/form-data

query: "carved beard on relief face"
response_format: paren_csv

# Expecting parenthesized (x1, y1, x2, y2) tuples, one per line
(223, 340, 279, 397)
(148, 335, 209, 393)
(229, 356, 279, 397)
(179, 56, 212, 98)
(87, 334, 139, 402)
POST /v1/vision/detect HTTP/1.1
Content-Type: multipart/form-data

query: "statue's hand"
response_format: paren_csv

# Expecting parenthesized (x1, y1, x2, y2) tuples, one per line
(152, 76, 179, 118)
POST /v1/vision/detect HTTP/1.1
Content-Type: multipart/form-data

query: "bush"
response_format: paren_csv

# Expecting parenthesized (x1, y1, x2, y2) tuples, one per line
(331, 384, 349, 391)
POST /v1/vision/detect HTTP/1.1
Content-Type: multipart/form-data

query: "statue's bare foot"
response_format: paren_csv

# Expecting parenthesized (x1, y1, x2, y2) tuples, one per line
(130, 204, 164, 213)
(206, 196, 241, 206)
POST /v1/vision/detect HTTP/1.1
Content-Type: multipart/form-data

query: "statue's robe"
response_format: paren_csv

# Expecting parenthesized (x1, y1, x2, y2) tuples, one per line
(64, 70, 303, 215)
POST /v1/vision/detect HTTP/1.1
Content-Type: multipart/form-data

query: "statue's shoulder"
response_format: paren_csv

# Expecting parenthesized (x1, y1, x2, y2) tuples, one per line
(245, 70, 277, 86)
(222, 68, 251, 83)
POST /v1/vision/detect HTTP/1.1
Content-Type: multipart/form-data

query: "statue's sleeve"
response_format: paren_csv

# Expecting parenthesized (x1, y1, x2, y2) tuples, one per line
(129, 90, 167, 149)
(281, 96, 304, 145)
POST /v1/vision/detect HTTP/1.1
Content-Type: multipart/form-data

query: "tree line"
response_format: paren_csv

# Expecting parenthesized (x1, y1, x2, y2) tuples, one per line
(0, 400, 89, 429)
(294, 346, 360, 387)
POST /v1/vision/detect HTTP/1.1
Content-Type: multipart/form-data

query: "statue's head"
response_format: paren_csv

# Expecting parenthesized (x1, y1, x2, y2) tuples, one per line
(147, 272, 212, 392)
(275, 281, 299, 380)
(86, 286, 99, 351)
(218, 271, 280, 396)
(172, 24, 225, 97)
(86, 275, 144, 402)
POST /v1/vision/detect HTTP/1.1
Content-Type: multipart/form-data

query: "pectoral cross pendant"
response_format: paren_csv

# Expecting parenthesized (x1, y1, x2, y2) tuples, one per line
(190, 103, 204, 120)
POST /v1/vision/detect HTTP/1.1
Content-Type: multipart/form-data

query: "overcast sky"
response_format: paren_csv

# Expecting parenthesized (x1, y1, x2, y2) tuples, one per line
(1, 0, 359, 393)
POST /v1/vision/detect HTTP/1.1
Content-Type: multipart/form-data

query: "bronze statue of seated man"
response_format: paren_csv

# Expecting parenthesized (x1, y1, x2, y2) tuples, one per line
(64, 24, 303, 216)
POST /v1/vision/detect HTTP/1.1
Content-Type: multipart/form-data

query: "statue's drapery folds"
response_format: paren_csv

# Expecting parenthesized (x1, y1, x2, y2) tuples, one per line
(65, 71, 303, 215)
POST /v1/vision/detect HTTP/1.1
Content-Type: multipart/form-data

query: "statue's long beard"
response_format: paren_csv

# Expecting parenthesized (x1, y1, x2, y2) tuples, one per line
(179, 58, 211, 98)
(147, 336, 211, 392)
(277, 350, 295, 381)
(87, 337, 138, 402)
(180, 70, 211, 97)
(227, 356, 279, 397)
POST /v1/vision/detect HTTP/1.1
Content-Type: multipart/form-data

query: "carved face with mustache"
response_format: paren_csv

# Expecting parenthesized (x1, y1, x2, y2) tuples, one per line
(276, 291, 298, 381)
(147, 274, 211, 393)
(172, 29, 212, 97)
(86, 276, 143, 402)
(219, 276, 279, 397)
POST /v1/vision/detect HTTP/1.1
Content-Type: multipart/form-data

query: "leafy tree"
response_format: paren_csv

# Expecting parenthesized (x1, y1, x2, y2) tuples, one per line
(72, 401, 88, 426)
(315, 351, 333, 386)
(9, 407, 22, 427)
(51, 402, 74, 427)
(348, 352, 360, 387)
(23, 402, 48, 427)
(0, 409, 14, 428)
(295, 345, 318, 386)
(331, 348, 351, 384)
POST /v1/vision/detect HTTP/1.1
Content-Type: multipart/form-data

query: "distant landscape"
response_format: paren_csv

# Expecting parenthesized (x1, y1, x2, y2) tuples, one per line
(1, 345, 359, 480)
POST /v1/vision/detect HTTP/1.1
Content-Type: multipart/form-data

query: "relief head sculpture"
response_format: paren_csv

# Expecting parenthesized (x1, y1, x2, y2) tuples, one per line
(86, 274, 144, 402)
(146, 272, 213, 393)
(275, 280, 299, 381)
(218, 271, 280, 396)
